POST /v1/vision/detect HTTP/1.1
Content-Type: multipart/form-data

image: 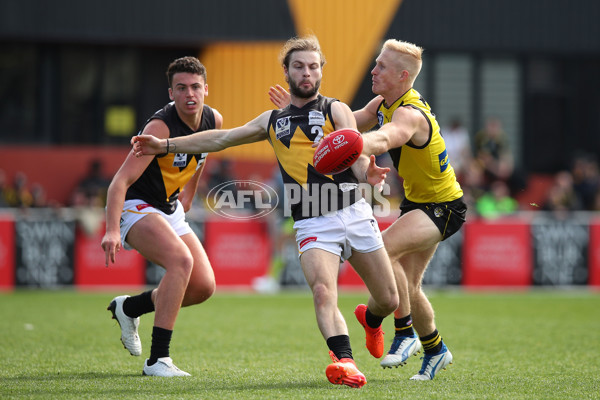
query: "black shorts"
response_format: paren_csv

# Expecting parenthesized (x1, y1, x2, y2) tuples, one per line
(399, 197, 467, 241)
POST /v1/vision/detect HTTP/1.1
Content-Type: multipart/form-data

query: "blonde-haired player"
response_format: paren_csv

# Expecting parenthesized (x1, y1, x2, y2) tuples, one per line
(354, 38, 465, 380)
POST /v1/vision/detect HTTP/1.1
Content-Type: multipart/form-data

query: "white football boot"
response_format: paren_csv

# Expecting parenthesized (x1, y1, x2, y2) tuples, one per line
(380, 335, 421, 368)
(410, 343, 453, 380)
(143, 357, 191, 377)
(108, 295, 142, 356)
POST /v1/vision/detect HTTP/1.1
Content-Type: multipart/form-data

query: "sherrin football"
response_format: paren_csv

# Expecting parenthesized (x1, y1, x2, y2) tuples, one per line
(313, 128, 363, 175)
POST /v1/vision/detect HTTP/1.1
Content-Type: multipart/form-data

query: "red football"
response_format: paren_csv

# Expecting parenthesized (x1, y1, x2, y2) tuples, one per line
(313, 128, 363, 175)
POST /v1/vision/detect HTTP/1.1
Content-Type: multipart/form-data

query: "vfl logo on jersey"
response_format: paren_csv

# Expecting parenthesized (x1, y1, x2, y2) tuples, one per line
(377, 111, 384, 127)
(173, 153, 187, 168)
(308, 111, 325, 126)
(275, 116, 291, 140)
(438, 149, 449, 172)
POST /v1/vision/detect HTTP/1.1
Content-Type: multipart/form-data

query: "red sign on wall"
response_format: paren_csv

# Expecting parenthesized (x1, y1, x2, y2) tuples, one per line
(74, 224, 146, 288)
(204, 217, 270, 287)
(462, 218, 532, 286)
(0, 216, 15, 290)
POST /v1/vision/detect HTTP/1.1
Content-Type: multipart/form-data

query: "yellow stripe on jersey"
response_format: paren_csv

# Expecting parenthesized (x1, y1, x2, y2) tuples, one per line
(267, 96, 360, 220)
(270, 126, 317, 189)
(269, 113, 336, 189)
(157, 154, 199, 202)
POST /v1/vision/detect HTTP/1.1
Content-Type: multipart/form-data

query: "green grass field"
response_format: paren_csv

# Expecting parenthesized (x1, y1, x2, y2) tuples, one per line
(1, 289, 599, 399)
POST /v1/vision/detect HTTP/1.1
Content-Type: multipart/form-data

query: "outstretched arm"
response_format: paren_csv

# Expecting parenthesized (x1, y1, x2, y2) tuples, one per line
(132, 111, 271, 156)
(361, 105, 423, 156)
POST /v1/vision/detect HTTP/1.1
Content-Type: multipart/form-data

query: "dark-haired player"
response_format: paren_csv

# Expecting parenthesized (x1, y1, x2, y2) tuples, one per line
(102, 56, 222, 376)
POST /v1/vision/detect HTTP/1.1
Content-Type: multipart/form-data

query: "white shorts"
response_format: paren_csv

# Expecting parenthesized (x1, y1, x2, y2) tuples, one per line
(293, 198, 384, 261)
(119, 199, 193, 250)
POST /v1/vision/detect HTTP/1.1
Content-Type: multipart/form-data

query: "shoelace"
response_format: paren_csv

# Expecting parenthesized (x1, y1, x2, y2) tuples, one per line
(162, 361, 182, 371)
(389, 335, 414, 353)
(419, 351, 445, 376)
(389, 337, 402, 353)
(418, 354, 432, 375)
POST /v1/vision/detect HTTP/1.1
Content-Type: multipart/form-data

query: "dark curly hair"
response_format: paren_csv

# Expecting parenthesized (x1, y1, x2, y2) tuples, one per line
(166, 56, 207, 88)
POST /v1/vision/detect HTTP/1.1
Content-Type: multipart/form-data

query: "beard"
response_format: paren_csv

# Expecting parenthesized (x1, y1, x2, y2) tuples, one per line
(289, 77, 321, 99)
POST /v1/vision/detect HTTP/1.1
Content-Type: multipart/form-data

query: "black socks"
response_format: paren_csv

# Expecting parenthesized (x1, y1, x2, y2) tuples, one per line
(394, 314, 415, 338)
(147, 326, 173, 366)
(122, 290, 155, 318)
(327, 335, 353, 360)
(420, 329, 443, 354)
(364, 308, 384, 329)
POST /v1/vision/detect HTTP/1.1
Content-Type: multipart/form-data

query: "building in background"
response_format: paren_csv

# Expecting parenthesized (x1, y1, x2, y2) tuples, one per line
(1, 0, 599, 290)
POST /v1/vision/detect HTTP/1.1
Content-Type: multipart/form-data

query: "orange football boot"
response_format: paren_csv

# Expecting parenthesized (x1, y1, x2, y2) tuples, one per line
(354, 304, 384, 358)
(325, 351, 366, 388)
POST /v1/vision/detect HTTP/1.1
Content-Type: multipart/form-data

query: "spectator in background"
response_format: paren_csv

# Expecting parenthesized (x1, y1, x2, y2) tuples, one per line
(475, 180, 518, 218)
(542, 171, 580, 212)
(74, 159, 111, 207)
(460, 160, 487, 217)
(30, 183, 47, 208)
(0, 169, 10, 207)
(593, 187, 600, 211)
(442, 117, 472, 181)
(571, 153, 599, 210)
(72, 160, 113, 235)
(4, 171, 33, 208)
(474, 117, 514, 186)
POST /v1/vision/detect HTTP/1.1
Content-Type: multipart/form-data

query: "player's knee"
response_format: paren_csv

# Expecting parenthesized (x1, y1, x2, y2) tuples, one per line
(196, 277, 216, 300)
(378, 290, 399, 315)
(166, 252, 194, 280)
(407, 283, 423, 301)
(387, 294, 400, 314)
(184, 280, 215, 306)
(311, 283, 335, 309)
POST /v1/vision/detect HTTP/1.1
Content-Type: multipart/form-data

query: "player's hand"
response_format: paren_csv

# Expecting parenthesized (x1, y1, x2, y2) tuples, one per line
(101, 231, 121, 267)
(269, 84, 291, 108)
(366, 155, 390, 192)
(131, 135, 165, 157)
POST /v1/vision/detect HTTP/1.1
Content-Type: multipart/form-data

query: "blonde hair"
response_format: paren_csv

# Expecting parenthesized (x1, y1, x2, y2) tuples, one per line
(279, 35, 326, 68)
(382, 39, 423, 84)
